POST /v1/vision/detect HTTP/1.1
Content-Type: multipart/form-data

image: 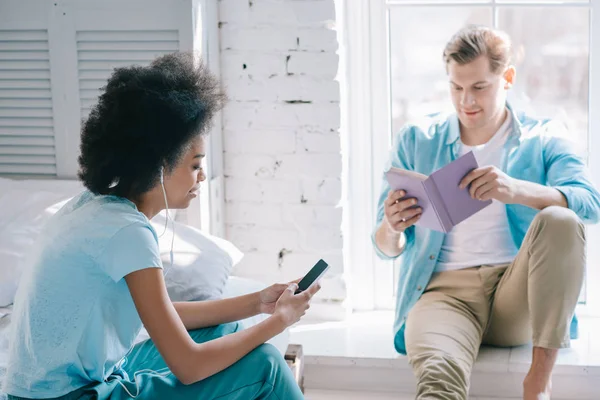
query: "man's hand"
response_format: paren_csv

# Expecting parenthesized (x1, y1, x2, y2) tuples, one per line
(459, 165, 521, 204)
(383, 190, 422, 233)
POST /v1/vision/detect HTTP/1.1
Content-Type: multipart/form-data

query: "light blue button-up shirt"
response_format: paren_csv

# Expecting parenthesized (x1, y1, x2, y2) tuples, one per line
(372, 105, 600, 355)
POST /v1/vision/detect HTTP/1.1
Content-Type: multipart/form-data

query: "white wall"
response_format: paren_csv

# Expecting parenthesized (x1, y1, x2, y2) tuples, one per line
(218, 0, 346, 307)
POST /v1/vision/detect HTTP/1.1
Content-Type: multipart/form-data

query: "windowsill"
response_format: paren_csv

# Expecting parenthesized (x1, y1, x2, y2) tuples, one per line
(291, 311, 600, 398)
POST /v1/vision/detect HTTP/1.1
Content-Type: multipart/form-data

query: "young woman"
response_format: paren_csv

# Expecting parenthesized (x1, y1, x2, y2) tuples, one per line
(4, 52, 316, 400)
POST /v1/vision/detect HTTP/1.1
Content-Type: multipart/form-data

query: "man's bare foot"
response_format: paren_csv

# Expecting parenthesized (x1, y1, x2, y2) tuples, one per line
(523, 347, 557, 400)
(523, 374, 552, 400)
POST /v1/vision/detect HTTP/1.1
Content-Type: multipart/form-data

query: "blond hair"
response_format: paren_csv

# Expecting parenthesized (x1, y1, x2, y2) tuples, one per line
(443, 25, 512, 74)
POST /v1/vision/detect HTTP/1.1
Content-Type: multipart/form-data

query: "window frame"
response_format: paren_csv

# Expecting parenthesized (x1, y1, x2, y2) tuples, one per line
(343, 0, 600, 317)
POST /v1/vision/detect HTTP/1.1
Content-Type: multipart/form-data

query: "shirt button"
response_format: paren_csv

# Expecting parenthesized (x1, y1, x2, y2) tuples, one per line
(417, 285, 423, 291)
(429, 254, 435, 260)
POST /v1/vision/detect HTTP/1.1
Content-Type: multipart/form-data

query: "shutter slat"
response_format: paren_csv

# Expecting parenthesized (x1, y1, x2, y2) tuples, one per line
(0, 89, 51, 98)
(80, 98, 96, 108)
(0, 79, 51, 89)
(0, 117, 53, 127)
(79, 70, 113, 80)
(0, 126, 54, 136)
(0, 41, 49, 51)
(78, 60, 155, 70)
(77, 41, 178, 51)
(79, 89, 102, 100)
(0, 60, 51, 70)
(0, 30, 48, 41)
(0, 136, 54, 146)
(0, 108, 53, 118)
(0, 145, 55, 155)
(79, 79, 107, 90)
(76, 30, 178, 42)
(0, 70, 51, 79)
(0, 154, 55, 164)
(0, 98, 52, 108)
(78, 51, 173, 61)
(0, 51, 50, 61)
(0, 164, 56, 175)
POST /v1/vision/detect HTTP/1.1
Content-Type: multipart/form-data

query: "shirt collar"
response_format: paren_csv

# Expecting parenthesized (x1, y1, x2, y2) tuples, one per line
(445, 102, 523, 145)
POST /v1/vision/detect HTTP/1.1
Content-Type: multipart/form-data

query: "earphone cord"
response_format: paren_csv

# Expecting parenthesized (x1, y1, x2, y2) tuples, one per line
(159, 178, 175, 275)
(110, 368, 171, 398)
(111, 171, 175, 398)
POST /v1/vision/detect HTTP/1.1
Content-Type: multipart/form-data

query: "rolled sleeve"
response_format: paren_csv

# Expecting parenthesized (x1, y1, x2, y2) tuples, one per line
(544, 132, 600, 224)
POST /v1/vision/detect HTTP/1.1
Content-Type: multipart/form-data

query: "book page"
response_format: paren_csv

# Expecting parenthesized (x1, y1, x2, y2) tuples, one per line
(387, 166, 428, 181)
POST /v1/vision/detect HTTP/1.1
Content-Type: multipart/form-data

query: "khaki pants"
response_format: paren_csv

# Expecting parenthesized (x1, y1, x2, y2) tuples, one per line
(405, 206, 586, 400)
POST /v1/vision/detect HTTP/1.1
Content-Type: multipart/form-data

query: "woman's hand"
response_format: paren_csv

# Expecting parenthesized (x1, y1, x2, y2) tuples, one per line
(273, 282, 321, 328)
(258, 283, 289, 315)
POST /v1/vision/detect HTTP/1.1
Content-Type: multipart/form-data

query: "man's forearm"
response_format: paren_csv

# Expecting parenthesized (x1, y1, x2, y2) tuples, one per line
(173, 293, 260, 331)
(375, 221, 406, 258)
(513, 180, 568, 210)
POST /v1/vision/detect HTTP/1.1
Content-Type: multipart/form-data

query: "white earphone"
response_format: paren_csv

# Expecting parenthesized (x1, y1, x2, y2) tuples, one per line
(111, 368, 172, 398)
(158, 166, 175, 273)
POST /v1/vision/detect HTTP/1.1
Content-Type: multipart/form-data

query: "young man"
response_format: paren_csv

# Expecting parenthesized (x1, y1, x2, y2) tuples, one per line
(373, 25, 600, 400)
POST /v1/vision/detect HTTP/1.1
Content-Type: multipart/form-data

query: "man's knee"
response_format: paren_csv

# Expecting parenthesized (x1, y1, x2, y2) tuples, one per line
(533, 206, 584, 243)
(535, 206, 583, 232)
(409, 351, 470, 400)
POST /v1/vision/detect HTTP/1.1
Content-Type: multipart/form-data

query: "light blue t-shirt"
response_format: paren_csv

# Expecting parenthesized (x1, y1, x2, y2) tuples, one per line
(3, 191, 162, 398)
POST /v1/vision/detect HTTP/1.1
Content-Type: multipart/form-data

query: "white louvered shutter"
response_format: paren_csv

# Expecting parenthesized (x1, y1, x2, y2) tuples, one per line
(77, 30, 180, 121)
(0, 1, 223, 232)
(0, 29, 56, 176)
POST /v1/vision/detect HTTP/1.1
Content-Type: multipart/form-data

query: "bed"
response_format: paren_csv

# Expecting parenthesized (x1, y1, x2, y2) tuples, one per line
(0, 178, 290, 397)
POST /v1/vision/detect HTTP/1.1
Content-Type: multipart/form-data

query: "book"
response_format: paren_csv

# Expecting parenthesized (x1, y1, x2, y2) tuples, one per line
(385, 151, 492, 233)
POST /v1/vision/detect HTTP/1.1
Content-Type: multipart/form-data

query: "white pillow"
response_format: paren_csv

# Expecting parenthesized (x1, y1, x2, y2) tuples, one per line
(0, 180, 84, 307)
(0, 178, 242, 307)
(151, 214, 243, 301)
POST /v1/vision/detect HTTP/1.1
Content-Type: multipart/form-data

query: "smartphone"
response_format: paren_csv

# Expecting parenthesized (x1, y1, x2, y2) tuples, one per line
(295, 259, 329, 294)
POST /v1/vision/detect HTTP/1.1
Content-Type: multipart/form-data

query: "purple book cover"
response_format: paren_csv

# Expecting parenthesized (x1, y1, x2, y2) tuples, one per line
(385, 151, 492, 232)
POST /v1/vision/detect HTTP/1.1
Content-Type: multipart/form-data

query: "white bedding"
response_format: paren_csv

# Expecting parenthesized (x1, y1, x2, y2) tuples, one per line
(0, 309, 10, 400)
(0, 277, 289, 398)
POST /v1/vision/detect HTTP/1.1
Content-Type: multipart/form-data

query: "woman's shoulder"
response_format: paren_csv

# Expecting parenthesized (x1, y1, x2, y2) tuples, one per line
(50, 191, 157, 243)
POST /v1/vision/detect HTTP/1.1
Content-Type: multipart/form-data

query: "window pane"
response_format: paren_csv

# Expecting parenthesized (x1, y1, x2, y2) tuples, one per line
(496, 0, 588, 3)
(389, 0, 490, 3)
(389, 7, 492, 135)
(498, 7, 589, 156)
(501, 6, 591, 304)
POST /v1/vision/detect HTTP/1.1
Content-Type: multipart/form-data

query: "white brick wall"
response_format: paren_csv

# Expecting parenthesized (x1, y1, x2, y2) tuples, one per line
(218, 0, 344, 303)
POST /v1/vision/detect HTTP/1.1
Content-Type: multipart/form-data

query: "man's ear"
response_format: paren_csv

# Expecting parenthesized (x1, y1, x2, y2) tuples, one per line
(503, 65, 516, 89)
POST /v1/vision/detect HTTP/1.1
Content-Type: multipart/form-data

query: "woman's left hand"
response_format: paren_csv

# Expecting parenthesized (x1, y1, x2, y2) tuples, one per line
(258, 279, 300, 314)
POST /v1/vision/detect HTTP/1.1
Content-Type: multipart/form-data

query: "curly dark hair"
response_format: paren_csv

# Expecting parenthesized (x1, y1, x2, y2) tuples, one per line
(78, 52, 226, 199)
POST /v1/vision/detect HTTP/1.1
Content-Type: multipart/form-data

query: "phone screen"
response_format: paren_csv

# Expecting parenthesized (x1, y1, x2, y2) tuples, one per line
(296, 259, 329, 294)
